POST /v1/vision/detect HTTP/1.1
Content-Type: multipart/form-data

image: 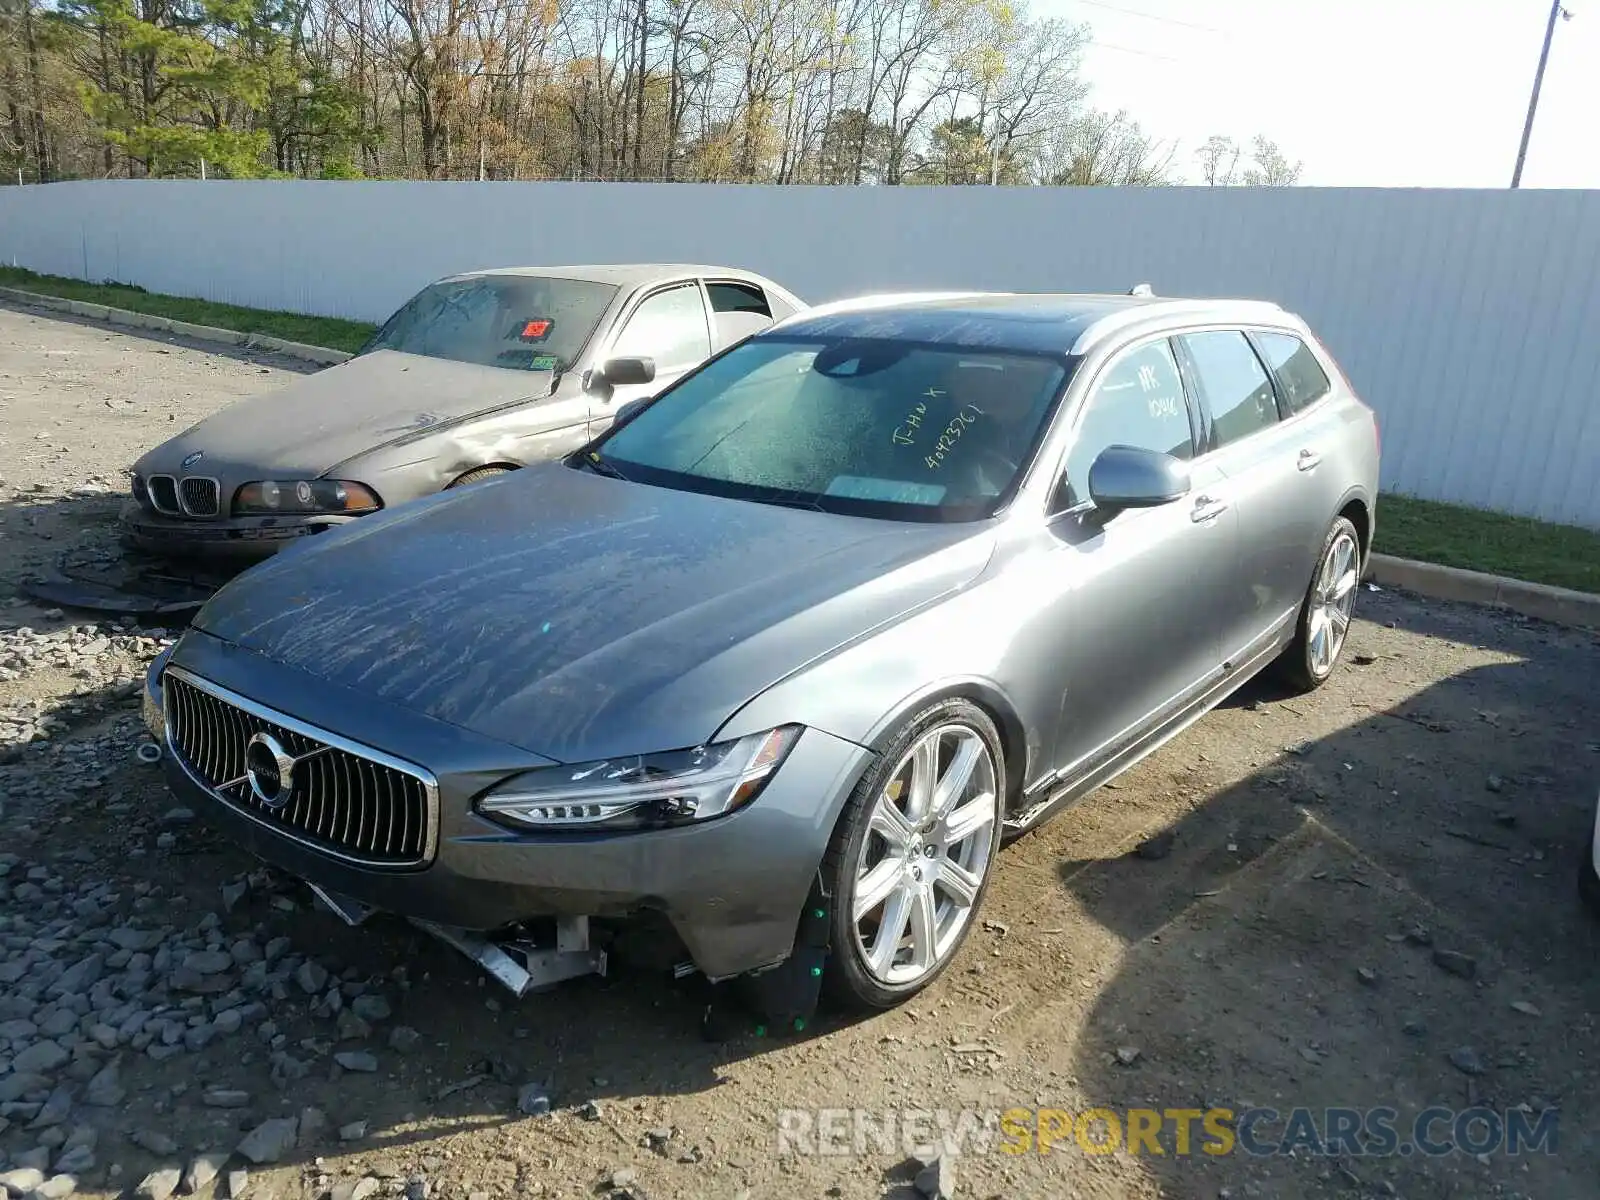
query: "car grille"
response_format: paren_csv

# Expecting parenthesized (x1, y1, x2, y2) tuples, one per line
(147, 474, 180, 514)
(163, 667, 438, 868)
(179, 477, 220, 517)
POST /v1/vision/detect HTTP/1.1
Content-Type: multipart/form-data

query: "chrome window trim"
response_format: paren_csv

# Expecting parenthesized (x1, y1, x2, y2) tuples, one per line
(162, 663, 442, 869)
(145, 473, 182, 515)
(176, 475, 222, 518)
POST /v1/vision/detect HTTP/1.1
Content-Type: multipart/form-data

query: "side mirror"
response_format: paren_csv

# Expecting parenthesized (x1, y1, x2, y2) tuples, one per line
(593, 356, 656, 389)
(1086, 445, 1191, 513)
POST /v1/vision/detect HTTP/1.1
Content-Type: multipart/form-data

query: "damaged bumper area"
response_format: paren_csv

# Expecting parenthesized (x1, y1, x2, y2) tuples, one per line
(145, 633, 873, 992)
(120, 498, 360, 563)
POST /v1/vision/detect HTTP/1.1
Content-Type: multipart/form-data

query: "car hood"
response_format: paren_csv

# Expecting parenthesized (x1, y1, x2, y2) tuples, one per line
(191, 465, 994, 762)
(134, 351, 556, 480)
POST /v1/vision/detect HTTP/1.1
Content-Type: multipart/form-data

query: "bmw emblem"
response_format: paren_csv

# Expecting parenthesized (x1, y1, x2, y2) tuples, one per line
(181, 450, 204, 469)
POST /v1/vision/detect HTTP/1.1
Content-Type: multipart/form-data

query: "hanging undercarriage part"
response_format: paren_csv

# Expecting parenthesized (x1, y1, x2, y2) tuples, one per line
(306, 882, 609, 997)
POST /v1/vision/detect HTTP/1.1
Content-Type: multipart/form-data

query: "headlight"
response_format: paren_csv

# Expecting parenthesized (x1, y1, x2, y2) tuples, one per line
(233, 480, 381, 515)
(143, 645, 173, 741)
(476, 726, 802, 831)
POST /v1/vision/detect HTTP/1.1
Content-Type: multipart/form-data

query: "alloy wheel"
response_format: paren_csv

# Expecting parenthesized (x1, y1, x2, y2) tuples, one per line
(851, 722, 998, 987)
(1308, 529, 1359, 677)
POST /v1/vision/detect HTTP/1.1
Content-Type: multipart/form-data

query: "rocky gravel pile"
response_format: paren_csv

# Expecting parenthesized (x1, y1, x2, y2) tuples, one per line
(0, 842, 448, 1200)
(0, 618, 434, 1200)
(0, 620, 170, 755)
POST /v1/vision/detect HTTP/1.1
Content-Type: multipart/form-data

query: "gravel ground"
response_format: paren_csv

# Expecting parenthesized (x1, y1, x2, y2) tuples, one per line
(2, 299, 1599, 1200)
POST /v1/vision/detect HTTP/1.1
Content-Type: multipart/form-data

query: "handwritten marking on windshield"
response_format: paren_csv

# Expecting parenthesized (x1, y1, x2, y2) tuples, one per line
(923, 405, 984, 469)
(892, 402, 928, 445)
(923, 387, 946, 399)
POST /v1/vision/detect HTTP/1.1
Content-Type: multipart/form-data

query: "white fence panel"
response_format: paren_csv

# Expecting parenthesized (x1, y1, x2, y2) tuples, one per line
(3, 180, 1597, 527)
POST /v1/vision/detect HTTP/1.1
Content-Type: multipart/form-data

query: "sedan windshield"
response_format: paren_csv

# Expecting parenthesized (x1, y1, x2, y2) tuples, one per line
(592, 336, 1069, 520)
(363, 275, 618, 372)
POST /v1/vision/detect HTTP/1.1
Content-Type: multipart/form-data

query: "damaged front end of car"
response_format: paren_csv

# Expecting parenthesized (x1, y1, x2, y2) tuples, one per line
(138, 648, 836, 1031)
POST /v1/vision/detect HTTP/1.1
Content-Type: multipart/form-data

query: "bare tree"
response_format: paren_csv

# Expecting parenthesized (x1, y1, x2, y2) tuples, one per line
(1196, 133, 1238, 186)
(1242, 133, 1300, 186)
(1034, 107, 1173, 186)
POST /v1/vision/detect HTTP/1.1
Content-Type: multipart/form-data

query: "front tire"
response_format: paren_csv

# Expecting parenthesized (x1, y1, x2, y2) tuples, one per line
(1276, 516, 1361, 694)
(822, 699, 1005, 1010)
(447, 465, 513, 488)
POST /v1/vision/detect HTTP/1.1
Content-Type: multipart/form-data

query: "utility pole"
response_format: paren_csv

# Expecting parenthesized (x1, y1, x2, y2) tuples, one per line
(1511, 0, 1573, 188)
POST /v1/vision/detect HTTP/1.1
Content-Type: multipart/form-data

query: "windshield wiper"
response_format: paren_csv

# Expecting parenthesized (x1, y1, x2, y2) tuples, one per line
(751, 490, 827, 513)
(577, 452, 631, 482)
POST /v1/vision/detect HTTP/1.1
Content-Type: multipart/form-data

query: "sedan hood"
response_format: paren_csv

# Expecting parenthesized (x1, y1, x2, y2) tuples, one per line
(192, 465, 994, 762)
(136, 351, 555, 479)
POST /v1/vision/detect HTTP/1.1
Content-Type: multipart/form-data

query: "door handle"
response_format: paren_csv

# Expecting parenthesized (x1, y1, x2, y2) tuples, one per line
(1191, 494, 1229, 524)
(1296, 448, 1322, 472)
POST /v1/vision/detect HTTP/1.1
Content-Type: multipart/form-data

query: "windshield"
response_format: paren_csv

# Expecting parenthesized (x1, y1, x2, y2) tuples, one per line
(591, 336, 1070, 521)
(362, 275, 617, 372)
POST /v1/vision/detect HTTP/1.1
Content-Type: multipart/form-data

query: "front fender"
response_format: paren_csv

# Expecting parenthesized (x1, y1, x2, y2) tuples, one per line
(713, 577, 1042, 818)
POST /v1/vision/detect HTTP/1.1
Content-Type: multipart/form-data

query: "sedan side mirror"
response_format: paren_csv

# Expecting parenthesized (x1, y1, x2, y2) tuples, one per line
(595, 356, 656, 388)
(1086, 445, 1192, 513)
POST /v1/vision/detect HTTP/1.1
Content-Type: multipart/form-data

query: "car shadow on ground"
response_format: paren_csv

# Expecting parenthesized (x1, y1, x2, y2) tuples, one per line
(1056, 600, 1600, 1198)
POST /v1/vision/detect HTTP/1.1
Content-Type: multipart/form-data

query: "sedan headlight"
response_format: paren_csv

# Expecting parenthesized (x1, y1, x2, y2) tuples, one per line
(234, 480, 381, 515)
(477, 726, 802, 831)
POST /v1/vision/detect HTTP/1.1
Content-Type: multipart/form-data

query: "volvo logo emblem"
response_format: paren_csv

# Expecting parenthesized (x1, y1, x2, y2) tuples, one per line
(181, 450, 204, 468)
(245, 732, 297, 810)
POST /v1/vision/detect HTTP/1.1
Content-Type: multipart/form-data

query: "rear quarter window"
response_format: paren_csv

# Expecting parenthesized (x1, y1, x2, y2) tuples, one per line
(1255, 331, 1332, 415)
(705, 282, 773, 318)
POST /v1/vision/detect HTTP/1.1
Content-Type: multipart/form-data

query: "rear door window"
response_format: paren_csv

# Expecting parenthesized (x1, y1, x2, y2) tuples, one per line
(1254, 331, 1333, 415)
(705, 281, 772, 317)
(1178, 330, 1280, 449)
(704, 281, 776, 351)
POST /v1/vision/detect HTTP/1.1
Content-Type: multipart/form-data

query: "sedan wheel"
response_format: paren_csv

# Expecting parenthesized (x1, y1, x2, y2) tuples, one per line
(823, 700, 1004, 1009)
(1278, 515, 1362, 692)
(447, 465, 513, 488)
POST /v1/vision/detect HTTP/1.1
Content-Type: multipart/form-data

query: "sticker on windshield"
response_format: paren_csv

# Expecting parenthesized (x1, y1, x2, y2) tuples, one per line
(825, 476, 948, 505)
(494, 348, 561, 371)
(518, 318, 554, 341)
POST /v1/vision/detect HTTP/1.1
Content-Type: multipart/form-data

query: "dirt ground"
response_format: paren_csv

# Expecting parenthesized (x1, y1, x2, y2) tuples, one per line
(2, 299, 1598, 1200)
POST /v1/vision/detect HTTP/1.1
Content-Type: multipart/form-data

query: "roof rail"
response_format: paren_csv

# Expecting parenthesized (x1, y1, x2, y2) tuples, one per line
(1069, 296, 1291, 355)
(774, 290, 1004, 326)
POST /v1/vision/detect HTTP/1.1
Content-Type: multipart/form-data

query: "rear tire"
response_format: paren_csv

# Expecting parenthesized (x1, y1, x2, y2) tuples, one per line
(447, 465, 513, 488)
(821, 698, 1005, 1011)
(1275, 515, 1361, 694)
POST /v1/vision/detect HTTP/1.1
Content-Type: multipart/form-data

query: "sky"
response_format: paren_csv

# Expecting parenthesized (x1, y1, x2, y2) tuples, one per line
(1043, 0, 1600, 187)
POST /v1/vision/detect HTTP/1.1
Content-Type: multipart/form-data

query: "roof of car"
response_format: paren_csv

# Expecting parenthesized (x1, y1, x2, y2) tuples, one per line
(773, 291, 1295, 355)
(453, 263, 773, 287)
